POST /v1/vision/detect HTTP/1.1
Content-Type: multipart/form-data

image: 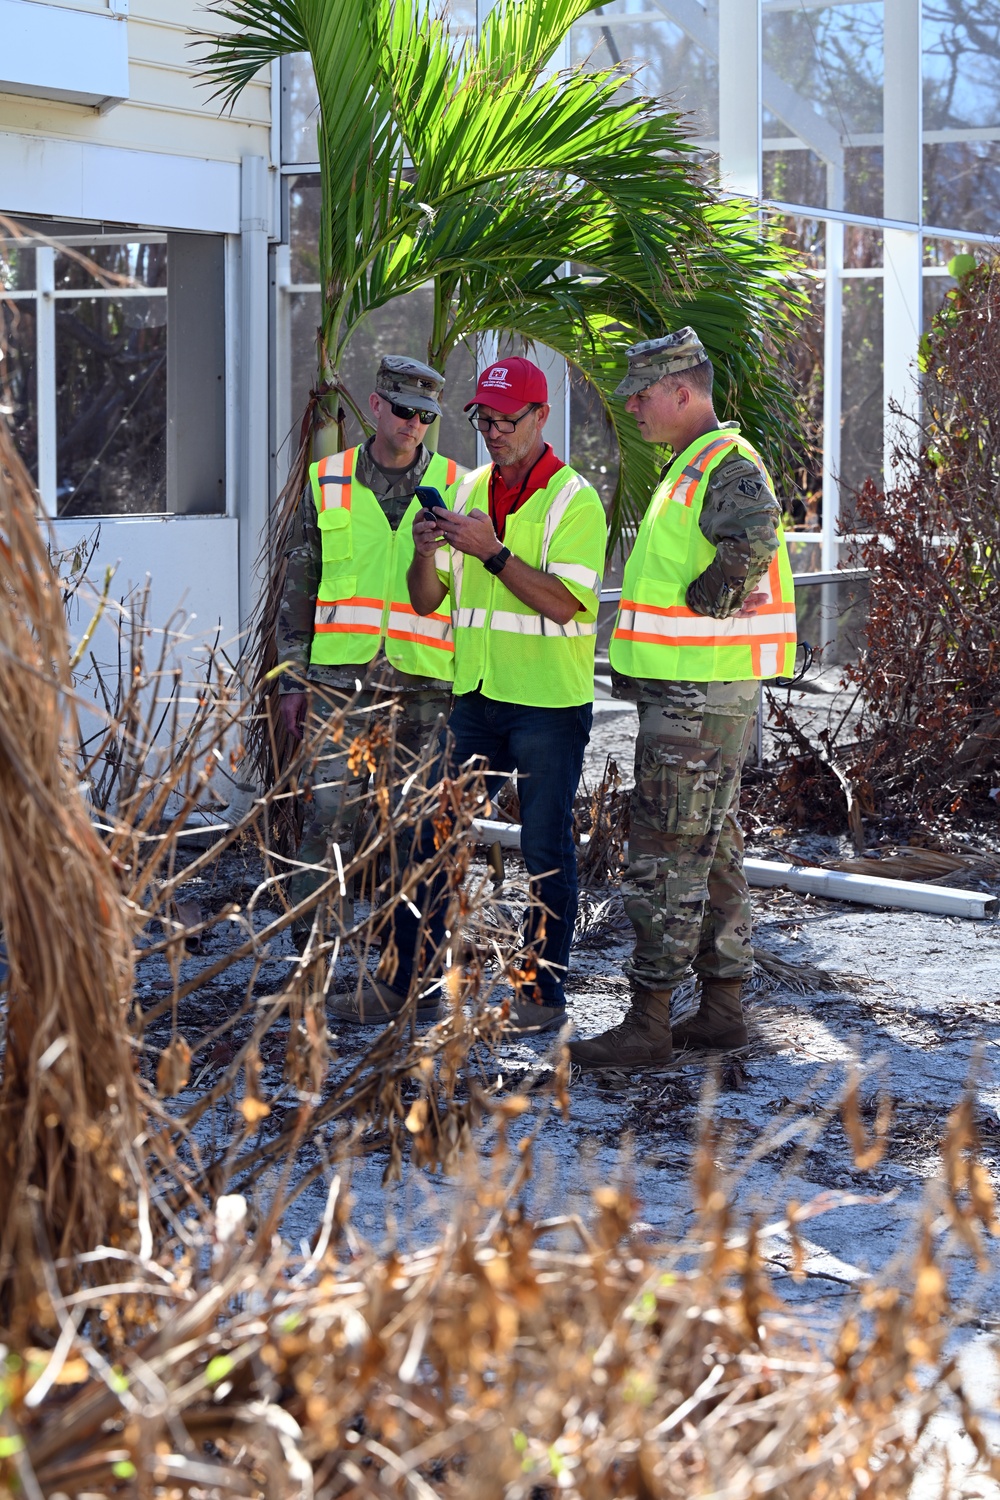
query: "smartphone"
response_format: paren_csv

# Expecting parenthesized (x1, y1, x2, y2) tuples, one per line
(415, 484, 448, 522)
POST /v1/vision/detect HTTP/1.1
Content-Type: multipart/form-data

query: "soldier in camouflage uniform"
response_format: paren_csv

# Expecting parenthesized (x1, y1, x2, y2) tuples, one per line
(277, 356, 458, 941)
(570, 328, 796, 1071)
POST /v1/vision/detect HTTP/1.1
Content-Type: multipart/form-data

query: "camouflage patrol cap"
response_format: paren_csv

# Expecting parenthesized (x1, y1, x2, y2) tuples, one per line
(375, 355, 446, 417)
(614, 327, 710, 398)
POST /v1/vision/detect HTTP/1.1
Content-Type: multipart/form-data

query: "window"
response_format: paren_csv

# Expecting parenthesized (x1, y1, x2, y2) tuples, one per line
(0, 219, 226, 518)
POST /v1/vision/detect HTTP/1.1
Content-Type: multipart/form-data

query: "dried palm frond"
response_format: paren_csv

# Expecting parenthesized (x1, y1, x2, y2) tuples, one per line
(0, 410, 144, 1304)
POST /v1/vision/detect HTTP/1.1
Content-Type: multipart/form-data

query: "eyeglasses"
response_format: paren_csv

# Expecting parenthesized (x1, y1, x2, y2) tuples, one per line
(388, 400, 438, 424)
(467, 404, 540, 435)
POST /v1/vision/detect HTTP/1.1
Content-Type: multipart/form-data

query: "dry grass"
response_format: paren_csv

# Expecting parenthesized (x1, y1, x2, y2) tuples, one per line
(3, 1084, 1000, 1499)
(1, 372, 1000, 1495)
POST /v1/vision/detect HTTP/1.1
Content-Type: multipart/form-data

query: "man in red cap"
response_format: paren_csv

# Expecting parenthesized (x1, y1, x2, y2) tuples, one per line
(330, 356, 607, 1028)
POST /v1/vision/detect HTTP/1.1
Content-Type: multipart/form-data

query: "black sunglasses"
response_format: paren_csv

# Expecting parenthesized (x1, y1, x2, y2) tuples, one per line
(388, 399, 438, 424)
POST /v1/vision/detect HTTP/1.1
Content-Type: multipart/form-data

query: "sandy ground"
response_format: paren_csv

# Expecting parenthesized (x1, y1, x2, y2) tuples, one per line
(134, 694, 1000, 1491)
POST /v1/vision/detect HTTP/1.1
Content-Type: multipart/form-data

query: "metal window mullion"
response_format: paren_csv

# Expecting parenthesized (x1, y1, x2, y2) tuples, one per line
(882, 0, 922, 487)
(49, 286, 167, 299)
(35, 246, 57, 517)
(821, 167, 844, 581)
(718, 0, 762, 198)
(273, 243, 293, 497)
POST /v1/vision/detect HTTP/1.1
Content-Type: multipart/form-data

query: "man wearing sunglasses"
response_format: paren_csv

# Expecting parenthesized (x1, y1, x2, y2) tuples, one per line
(276, 355, 460, 945)
(337, 356, 607, 1029)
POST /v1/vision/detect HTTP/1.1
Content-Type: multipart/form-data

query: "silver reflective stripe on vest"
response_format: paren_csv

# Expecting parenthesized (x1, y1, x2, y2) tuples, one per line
(454, 607, 488, 629)
(489, 611, 597, 637)
(547, 560, 601, 591)
(616, 606, 796, 641)
(316, 600, 383, 631)
(449, 467, 488, 607)
(386, 608, 452, 643)
(540, 473, 588, 565)
(452, 467, 487, 516)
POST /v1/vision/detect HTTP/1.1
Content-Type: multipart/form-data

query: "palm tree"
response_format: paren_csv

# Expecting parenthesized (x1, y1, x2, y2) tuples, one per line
(200, 0, 803, 540)
(199, 0, 803, 802)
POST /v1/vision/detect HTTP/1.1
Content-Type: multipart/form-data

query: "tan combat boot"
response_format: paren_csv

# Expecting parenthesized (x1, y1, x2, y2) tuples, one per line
(671, 978, 748, 1055)
(569, 985, 674, 1071)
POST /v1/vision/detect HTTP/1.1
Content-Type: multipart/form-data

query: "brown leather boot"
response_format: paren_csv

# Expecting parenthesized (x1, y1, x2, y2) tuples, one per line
(672, 978, 748, 1054)
(569, 986, 674, 1071)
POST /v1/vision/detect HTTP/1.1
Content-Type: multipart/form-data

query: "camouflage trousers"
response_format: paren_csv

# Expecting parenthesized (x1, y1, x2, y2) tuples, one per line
(622, 694, 757, 992)
(289, 688, 449, 920)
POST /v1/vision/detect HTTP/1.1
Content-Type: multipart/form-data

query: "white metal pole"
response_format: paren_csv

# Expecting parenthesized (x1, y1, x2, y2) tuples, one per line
(239, 155, 271, 642)
(718, 0, 762, 198)
(882, 0, 923, 488)
(820, 165, 845, 655)
(272, 242, 292, 497)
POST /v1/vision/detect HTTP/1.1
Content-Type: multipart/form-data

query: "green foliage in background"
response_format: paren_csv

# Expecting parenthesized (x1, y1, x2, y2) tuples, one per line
(199, 0, 804, 544)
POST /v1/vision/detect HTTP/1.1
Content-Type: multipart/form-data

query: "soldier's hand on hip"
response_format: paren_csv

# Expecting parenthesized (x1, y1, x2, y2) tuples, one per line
(279, 691, 307, 741)
(737, 589, 768, 617)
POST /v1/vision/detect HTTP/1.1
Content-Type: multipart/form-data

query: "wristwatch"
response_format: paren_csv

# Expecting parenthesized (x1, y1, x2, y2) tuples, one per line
(483, 546, 512, 576)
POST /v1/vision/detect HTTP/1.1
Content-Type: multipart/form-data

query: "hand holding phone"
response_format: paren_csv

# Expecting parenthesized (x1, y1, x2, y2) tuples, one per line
(412, 485, 449, 557)
(414, 484, 448, 522)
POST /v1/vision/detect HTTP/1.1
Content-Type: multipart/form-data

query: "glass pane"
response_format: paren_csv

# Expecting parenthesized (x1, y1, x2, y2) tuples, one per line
(340, 290, 477, 467)
(570, 368, 618, 515)
(289, 288, 478, 468)
(54, 241, 167, 292)
(290, 289, 322, 433)
(1, 299, 38, 482)
(288, 174, 321, 285)
(763, 1, 884, 217)
(282, 53, 321, 165)
(845, 225, 882, 267)
(0, 241, 34, 291)
(436, 0, 476, 34)
(924, 0, 1000, 234)
(571, 0, 719, 144)
(56, 299, 167, 517)
(839, 275, 883, 514)
(923, 270, 954, 328)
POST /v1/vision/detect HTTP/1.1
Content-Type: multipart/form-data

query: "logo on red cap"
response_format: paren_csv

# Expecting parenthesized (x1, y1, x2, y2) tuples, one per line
(464, 356, 548, 415)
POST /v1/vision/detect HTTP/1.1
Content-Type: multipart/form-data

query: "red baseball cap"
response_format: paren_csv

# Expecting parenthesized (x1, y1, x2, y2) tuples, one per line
(464, 356, 548, 415)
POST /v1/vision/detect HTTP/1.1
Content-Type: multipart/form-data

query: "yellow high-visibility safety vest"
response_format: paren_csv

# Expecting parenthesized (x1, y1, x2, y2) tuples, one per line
(610, 428, 796, 682)
(309, 447, 459, 678)
(444, 463, 607, 708)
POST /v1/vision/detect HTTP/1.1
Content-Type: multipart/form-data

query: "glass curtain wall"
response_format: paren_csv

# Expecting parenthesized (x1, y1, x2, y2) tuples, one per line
(2, 224, 228, 519)
(273, 0, 999, 578)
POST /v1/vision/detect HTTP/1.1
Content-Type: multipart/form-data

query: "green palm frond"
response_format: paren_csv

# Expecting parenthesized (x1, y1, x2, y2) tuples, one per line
(193, 0, 804, 542)
(197, 1, 308, 108)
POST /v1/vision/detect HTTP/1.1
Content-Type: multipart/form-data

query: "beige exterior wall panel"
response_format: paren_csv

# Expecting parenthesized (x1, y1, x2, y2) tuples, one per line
(0, 1, 270, 164)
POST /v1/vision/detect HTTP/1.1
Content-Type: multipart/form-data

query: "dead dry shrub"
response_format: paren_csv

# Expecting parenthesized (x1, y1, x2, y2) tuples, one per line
(3, 1075, 999, 1499)
(0, 413, 144, 1302)
(3, 257, 1000, 1496)
(760, 252, 1000, 832)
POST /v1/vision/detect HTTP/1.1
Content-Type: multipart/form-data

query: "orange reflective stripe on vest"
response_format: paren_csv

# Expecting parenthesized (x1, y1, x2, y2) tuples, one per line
(385, 603, 455, 654)
(317, 447, 355, 512)
(610, 428, 796, 682)
(314, 595, 383, 635)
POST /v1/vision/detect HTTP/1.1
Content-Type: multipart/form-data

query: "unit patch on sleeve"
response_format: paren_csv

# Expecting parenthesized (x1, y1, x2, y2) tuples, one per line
(736, 475, 764, 499)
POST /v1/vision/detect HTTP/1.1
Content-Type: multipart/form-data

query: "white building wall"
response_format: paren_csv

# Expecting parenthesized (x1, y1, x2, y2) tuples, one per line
(0, 0, 270, 169)
(0, 0, 275, 685)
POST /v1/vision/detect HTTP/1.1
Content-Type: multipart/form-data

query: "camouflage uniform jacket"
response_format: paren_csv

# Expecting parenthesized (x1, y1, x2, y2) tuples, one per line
(277, 438, 449, 696)
(613, 423, 780, 711)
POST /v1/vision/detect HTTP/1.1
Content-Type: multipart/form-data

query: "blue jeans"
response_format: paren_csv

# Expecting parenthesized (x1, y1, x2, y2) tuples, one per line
(390, 692, 593, 1007)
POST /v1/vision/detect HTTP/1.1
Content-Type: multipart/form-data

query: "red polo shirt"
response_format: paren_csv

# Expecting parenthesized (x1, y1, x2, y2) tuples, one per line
(489, 443, 565, 541)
